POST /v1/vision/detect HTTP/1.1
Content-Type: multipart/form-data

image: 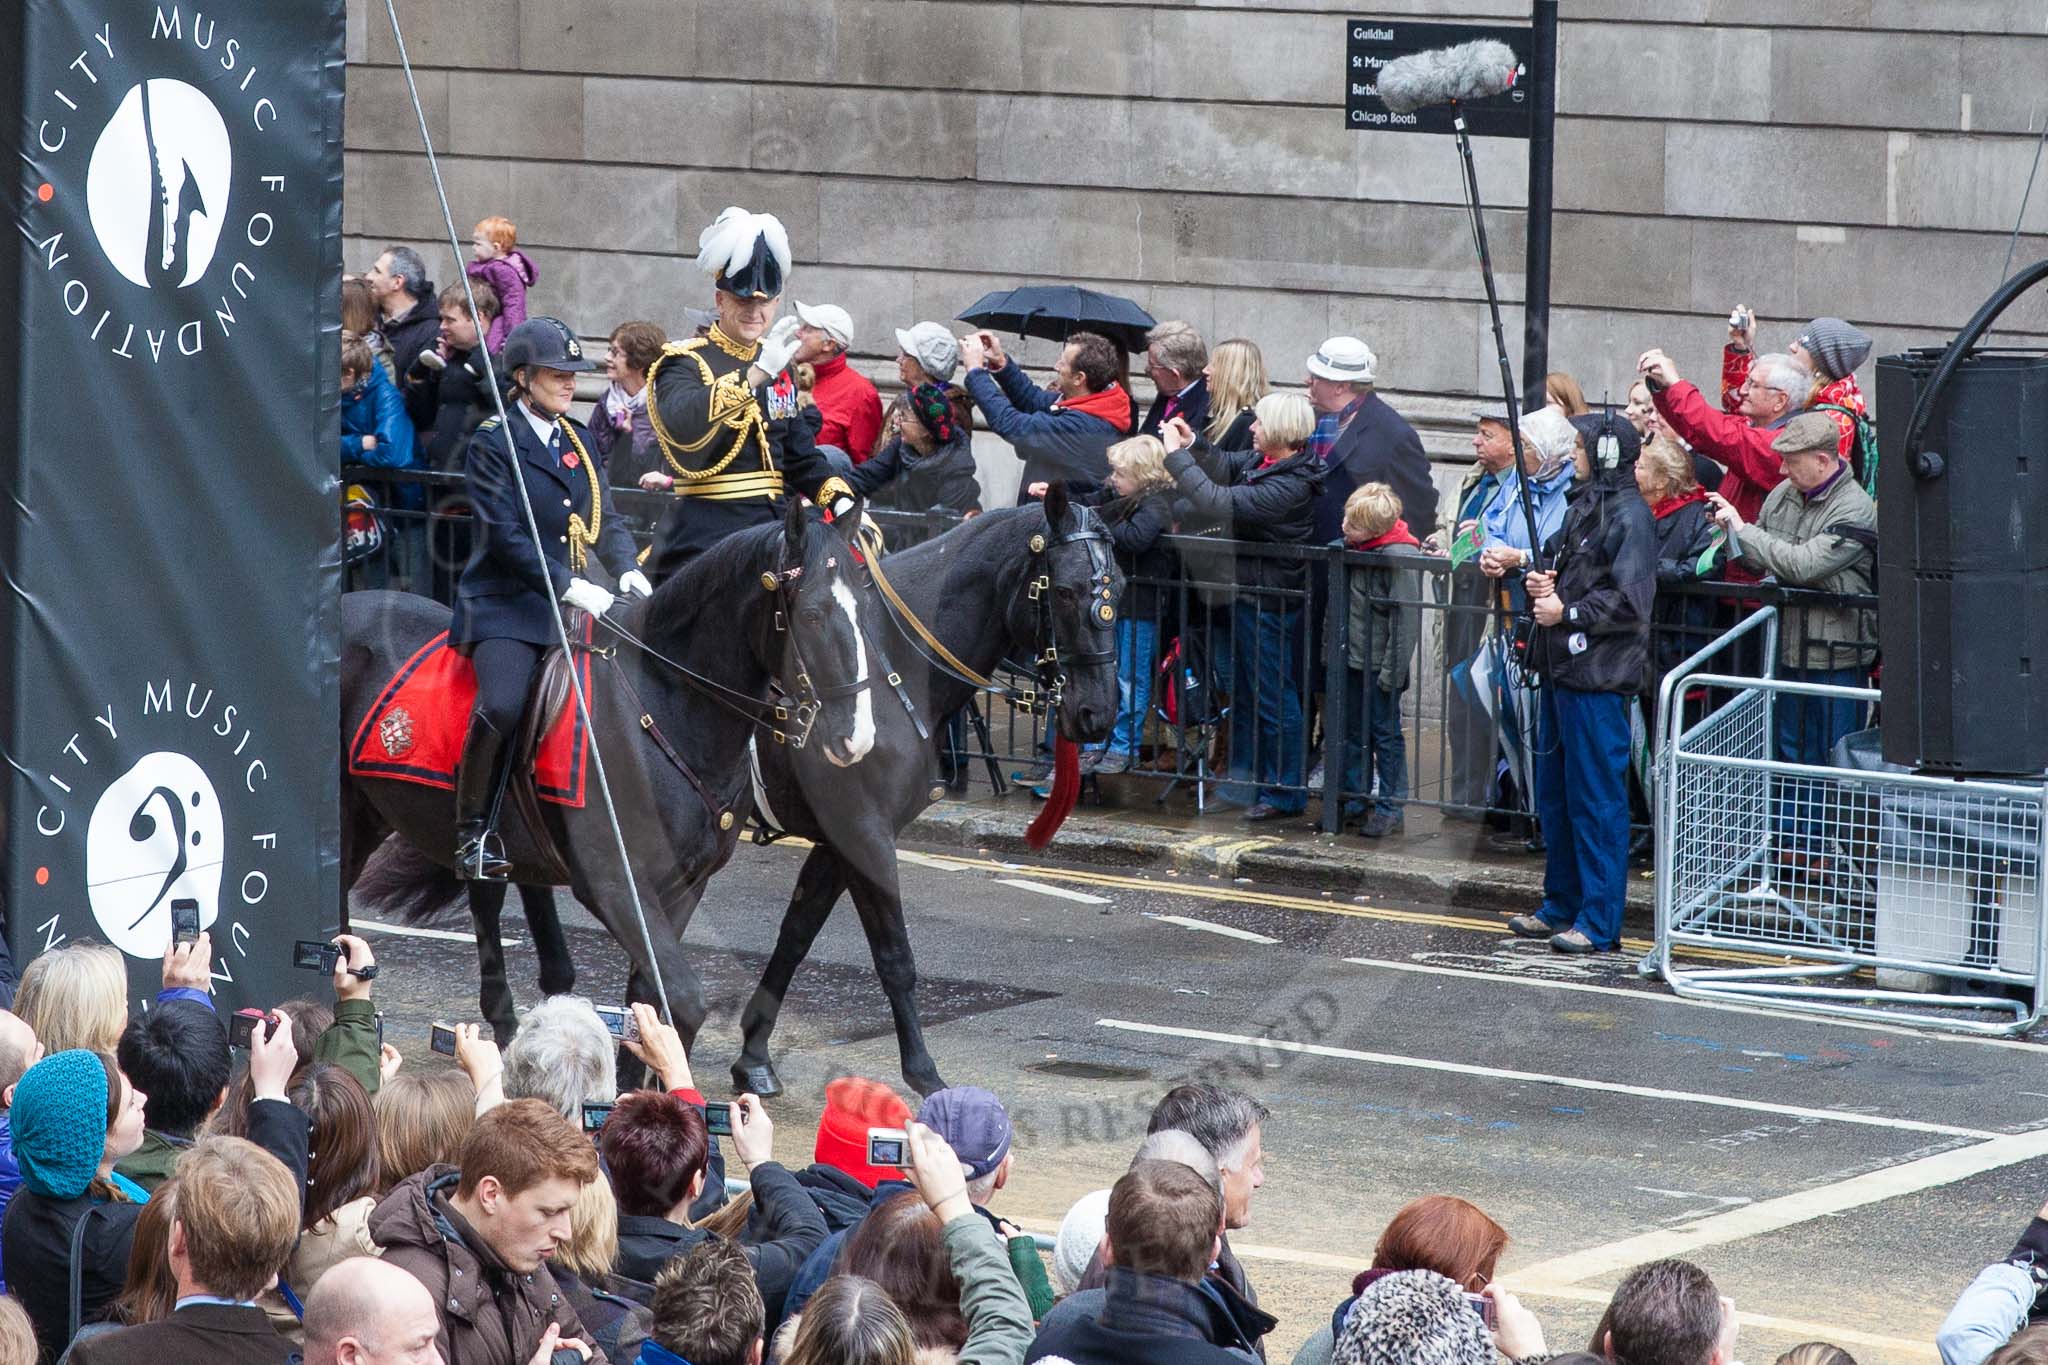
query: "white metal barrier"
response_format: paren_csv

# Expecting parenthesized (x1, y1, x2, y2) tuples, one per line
(1651, 609, 2048, 1036)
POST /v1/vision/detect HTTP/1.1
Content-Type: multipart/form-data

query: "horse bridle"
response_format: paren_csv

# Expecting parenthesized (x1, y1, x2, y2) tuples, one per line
(756, 546, 876, 750)
(1013, 519, 1118, 717)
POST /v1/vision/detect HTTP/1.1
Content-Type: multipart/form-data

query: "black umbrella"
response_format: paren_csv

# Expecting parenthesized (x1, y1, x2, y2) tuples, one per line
(957, 285, 1157, 355)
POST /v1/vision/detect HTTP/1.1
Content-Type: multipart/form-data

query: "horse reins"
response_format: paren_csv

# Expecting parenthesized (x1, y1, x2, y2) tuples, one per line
(856, 512, 1117, 720)
(590, 545, 863, 751)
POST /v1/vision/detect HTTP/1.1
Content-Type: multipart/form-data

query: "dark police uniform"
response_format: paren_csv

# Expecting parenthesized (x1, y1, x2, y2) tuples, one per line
(643, 326, 850, 583)
(449, 316, 639, 879)
(453, 404, 639, 660)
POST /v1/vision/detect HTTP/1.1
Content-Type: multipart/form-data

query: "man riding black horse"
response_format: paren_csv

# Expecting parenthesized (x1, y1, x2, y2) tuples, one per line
(451, 316, 648, 880)
(638, 207, 856, 579)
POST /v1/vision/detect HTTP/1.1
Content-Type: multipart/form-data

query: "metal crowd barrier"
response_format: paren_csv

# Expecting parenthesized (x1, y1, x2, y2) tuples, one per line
(341, 467, 1883, 840)
(1651, 609, 2047, 1035)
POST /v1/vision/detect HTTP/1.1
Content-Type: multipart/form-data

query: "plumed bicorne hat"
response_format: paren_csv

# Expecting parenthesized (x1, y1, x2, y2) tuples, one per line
(697, 207, 792, 300)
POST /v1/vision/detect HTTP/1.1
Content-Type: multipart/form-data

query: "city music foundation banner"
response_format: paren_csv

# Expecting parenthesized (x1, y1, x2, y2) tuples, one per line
(2, 0, 346, 1007)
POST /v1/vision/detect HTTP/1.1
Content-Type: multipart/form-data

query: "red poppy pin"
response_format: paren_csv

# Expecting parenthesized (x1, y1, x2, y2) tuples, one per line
(562, 449, 580, 469)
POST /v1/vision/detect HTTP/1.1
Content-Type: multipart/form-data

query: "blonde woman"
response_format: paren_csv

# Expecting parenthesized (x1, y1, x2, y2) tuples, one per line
(1203, 338, 1269, 450)
(1071, 435, 1178, 774)
(549, 1175, 654, 1359)
(1161, 393, 1323, 819)
(15, 939, 129, 1055)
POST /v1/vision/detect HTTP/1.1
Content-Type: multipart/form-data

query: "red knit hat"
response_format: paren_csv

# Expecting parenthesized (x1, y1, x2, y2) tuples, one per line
(814, 1076, 914, 1189)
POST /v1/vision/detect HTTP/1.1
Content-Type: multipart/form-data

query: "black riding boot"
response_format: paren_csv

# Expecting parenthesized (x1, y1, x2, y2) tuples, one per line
(453, 713, 514, 881)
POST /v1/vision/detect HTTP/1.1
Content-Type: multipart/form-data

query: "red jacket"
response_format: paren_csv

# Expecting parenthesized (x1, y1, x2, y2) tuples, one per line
(809, 354, 883, 463)
(1652, 378, 1788, 585)
(1721, 346, 1864, 468)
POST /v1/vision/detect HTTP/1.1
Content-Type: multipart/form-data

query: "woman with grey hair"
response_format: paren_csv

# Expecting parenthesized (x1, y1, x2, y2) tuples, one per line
(501, 995, 616, 1119)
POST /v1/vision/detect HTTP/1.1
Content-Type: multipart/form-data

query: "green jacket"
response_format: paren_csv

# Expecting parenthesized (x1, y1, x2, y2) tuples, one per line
(1342, 540, 1424, 691)
(317, 997, 385, 1098)
(1732, 466, 1876, 670)
(944, 1213, 1034, 1365)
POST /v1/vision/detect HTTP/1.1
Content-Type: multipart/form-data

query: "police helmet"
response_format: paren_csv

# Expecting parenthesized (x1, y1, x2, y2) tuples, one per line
(501, 317, 594, 376)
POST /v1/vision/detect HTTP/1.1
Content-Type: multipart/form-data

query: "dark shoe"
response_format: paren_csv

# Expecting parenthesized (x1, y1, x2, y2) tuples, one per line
(1549, 929, 1601, 955)
(1507, 914, 1555, 939)
(453, 713, 514, 882)
(1242, 801, 1291, 823)
(1094, 750, 1131, 776)
(1359, 811, 1405, 839)
(1013, 759, 1053, 784)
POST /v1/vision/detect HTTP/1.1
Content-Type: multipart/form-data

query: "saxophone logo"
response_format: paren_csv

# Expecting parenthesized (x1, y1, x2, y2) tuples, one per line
(87, 79, 232, 291)
(30, 678, 278, 973)
(26, 7, 287, 365)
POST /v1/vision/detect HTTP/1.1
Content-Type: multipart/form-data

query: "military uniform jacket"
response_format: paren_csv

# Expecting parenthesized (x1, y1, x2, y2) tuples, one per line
(451, 405, 639, 648)
(644, 327, 849, 582)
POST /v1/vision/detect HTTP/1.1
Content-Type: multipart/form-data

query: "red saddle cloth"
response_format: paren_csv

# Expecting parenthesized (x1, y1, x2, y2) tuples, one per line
(348, 631, 592, 807)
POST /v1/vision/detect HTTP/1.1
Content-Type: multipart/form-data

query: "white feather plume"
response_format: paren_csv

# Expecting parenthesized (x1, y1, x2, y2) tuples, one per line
(696, 206, 792, 281)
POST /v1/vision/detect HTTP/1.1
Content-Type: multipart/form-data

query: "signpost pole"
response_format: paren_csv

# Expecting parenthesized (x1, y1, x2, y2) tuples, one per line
(1520, 0, 1559, 416)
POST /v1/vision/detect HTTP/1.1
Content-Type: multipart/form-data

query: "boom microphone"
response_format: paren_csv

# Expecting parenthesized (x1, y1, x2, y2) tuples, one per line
(1376, 39, 1521, 115)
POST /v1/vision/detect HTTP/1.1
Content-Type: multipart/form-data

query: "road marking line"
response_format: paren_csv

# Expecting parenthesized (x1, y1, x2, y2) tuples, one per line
(1340, 956, 2048, 1047)
(898, 850, 977, 872)
(872, 843, 2042, 1051)
(995, 879, 1111, 904)
(1095, 1018, 2001, 1138)
(879, 844, 1783, 966)
(1505, 1122, 2048, 1293)
(1149, 914, 1279, 945)
(354, 919, 521, 947)
(754, 837, 2045, 1052)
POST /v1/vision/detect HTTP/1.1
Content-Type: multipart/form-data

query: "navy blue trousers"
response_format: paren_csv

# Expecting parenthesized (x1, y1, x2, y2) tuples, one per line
(1532, 684, 1631, 949)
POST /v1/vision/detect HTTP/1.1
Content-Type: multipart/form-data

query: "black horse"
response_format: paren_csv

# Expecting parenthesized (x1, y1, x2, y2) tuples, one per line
(468, 488, 1125, 1093)
(343, 499, 882, 1040)
(730, 490, 1124, 1095)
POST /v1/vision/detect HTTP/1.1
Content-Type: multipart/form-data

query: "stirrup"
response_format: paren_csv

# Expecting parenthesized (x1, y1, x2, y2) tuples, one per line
(455, 829, 512, 882)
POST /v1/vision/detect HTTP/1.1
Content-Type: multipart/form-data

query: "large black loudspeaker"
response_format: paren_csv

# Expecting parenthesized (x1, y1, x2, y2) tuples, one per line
(1879, 259, 2048, 774)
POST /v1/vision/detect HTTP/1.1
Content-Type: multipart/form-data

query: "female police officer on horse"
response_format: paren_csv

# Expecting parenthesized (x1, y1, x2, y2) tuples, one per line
(450, 316, 649, 880)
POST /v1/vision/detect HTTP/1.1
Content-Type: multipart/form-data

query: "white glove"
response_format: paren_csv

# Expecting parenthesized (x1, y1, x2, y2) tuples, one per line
(618, 570, 653, 600)
(562, 579, 615, 618)
(754, 316, 802, 378)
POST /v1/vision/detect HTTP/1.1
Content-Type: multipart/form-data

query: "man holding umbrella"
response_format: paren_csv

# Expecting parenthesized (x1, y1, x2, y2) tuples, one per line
(959, 330, 1133, 502)
(640, 207, 855, 582)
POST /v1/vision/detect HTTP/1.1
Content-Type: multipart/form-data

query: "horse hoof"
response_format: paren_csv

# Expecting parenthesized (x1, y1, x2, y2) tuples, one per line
(905, 1066, 947, 1098)
(732, 1062, 782, 1098)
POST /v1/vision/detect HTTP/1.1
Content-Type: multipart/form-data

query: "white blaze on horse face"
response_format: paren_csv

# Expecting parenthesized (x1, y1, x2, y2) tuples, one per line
(828, 575, 875, 765)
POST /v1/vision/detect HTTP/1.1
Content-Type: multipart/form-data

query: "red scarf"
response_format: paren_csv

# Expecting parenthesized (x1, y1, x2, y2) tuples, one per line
(1650, 486, 1709, 520)
(1054, 383, 1134, 434)
(1352, 519, 1420, 550)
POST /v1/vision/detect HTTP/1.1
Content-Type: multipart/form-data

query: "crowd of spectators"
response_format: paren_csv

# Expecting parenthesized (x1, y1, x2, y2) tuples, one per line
(0, 931, 2006, 1365)
(334, 232, 1882, 892)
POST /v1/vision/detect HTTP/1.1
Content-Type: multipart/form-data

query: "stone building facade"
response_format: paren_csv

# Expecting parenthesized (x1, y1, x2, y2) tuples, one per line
(343, 0, 2048, 503)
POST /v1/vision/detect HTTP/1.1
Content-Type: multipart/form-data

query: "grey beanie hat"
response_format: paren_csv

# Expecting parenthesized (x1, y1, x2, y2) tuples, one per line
(1332, 1270, 1494, 1365)
(1795, 317, 1872, 382)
